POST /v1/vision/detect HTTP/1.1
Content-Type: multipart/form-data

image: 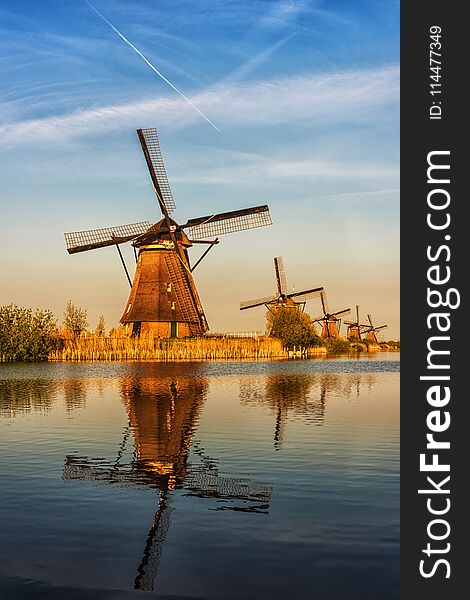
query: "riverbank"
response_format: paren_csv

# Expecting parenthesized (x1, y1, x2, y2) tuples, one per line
(45, 335, 395, 362)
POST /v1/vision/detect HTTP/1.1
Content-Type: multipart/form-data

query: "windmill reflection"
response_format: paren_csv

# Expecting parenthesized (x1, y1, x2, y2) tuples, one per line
(240, 372, 376, 449)
(63, 374, 272, 591)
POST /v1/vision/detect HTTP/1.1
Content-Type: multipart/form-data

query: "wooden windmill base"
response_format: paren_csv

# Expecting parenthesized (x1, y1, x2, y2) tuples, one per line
(120, 244, 206, 339)
(122, 321, 194, 339)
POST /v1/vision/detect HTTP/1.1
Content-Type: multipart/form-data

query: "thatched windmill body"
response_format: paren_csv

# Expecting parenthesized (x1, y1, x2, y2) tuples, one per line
(343, 305, 369, 339)
(313, 290, 350, 338)
(240, 256, 323, 313)
(65, 128, 272, 338)
(362, 313, 388, 343)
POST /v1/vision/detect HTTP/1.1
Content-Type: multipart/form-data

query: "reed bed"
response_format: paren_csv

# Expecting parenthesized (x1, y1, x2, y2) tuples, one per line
(48, 334, 288, 362)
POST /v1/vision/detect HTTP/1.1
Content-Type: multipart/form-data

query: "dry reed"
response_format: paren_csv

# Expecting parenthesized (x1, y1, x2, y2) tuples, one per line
(48, 334, 289, 362)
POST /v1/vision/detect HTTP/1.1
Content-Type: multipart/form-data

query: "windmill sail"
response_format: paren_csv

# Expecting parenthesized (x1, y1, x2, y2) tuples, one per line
(65, 221, 152, 254)
(185, 205, 272, 239)
(138, 128, 176, 215)
(286, 287, 324, 302)
(240, 294, 278, 311)
(274, 257, 287, 296)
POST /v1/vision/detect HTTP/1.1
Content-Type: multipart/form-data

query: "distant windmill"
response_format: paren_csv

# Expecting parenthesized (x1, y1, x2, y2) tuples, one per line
(64, 128, 272, 338)
(362, 314, 388, 343)
(312, 290, 350, 338)
(343, 305, 369, 340)
(240, 256, 323, 313)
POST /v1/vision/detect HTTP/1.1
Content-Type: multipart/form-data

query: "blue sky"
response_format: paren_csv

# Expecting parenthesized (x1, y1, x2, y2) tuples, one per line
(0, 0, 399, 337)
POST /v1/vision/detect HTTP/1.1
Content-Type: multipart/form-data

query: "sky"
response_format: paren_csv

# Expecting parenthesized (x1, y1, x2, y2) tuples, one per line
(0, 0, 400, 339)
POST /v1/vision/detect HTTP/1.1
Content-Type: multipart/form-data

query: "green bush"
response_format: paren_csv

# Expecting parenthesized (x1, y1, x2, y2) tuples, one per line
(267, 306, 322, 351)
(323, 337, 351, 353)
(0, 304, 57, 361)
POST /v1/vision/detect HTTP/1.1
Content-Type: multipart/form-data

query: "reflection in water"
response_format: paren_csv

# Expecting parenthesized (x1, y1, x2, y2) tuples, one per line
(240, 372, 377, 450)
(63, 379, 87, 413)
(0, 378, 90, 417)
(63, 374, 272, 591)
(0, 379, 58, 417)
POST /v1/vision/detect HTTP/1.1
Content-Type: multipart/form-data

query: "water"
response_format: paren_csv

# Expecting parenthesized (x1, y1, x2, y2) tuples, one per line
(0, 355, 399, 600)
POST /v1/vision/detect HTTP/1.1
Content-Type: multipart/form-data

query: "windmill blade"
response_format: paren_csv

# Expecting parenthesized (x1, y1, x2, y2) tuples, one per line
(356, 305, 360, 324)
(137, 128, 176, 215)
(320, 290, 329, 315)
(367, 313, 374, 327)
(240, 294, 278, 311)
(286, 286, 324, 302)
(343, 320, 356, 326)
(274, 257, 287, 296)
(184, 472, 272, 503)
(184, 205, 272, 240)
(65, 221, 152, 254)
(331, 308, 351, 318)
(312, 315, 325, 323)
(135, 489, 173, 591)
(374, 324, 388, 331)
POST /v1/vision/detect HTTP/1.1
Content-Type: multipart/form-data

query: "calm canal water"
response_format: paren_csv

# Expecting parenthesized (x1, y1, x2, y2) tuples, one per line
(0, 355, 399, 600)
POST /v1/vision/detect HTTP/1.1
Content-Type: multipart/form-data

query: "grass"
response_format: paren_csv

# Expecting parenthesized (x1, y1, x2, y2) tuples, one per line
(48, 333, 287, 361)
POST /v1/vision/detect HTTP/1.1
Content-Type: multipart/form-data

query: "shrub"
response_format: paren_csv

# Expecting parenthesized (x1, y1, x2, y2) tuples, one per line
(267, 306, 322, 351)
(0, 304, 57, 361)
(323, 337, 351, 354)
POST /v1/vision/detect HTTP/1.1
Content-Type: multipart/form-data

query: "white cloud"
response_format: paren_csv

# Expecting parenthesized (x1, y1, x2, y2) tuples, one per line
(0, 65, 398, 146)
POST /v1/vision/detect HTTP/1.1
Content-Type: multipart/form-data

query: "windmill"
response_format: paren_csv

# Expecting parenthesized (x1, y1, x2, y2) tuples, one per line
(64, 128, 272, 338)
(312, 290, 350, 338)
(343, 305, 369, 340)
(63, 376, 272, 591)
(361, 313, 388, 343)
(239, 256, 323, 313)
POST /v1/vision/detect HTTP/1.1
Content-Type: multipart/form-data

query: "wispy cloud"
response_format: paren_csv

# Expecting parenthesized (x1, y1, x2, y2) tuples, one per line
(259, 0, 312, 27)
(224, 33, 296, 82)
(171, 158, 398, 185)
(0, 65, 398, 146)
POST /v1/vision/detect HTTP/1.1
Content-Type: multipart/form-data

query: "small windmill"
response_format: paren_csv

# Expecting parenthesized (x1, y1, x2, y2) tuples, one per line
(240, 256, 323, 313)
(361, 314, 388, 343)
(312, 290, 350, 338)
(343, 305, 369, 340)
(64, 128, 272, 338)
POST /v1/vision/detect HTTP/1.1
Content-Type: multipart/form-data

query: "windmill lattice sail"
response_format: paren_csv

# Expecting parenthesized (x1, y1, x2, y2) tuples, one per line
(65, 222, 151, 254)
(138, 128, 176, 214)
(186, 205, 272, 239)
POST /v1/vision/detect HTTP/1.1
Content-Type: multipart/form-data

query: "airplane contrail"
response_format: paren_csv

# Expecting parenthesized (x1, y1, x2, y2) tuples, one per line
(85, 0, 220, 132)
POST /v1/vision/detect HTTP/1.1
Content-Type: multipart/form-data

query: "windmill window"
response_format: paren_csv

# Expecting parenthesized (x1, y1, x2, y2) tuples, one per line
(166, 283, 172, 292)
(171, 301, 176, 310)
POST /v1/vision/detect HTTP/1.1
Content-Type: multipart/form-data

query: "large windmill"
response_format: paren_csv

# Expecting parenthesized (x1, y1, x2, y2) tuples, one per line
(362, 313, 388, 343)
(239, 256, 323, 313)
(343, 305, 369, 340)
(63, 375, 272, 591)
(64, 128, 272, 338)
(313, 290, 350, 338)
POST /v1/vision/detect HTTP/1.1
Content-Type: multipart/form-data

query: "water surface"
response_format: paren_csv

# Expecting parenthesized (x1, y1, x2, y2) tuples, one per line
(0, 355, 399, 599)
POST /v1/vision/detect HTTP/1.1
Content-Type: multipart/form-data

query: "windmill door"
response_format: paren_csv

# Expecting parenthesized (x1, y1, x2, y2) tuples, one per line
(170, 322, 178, 338)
